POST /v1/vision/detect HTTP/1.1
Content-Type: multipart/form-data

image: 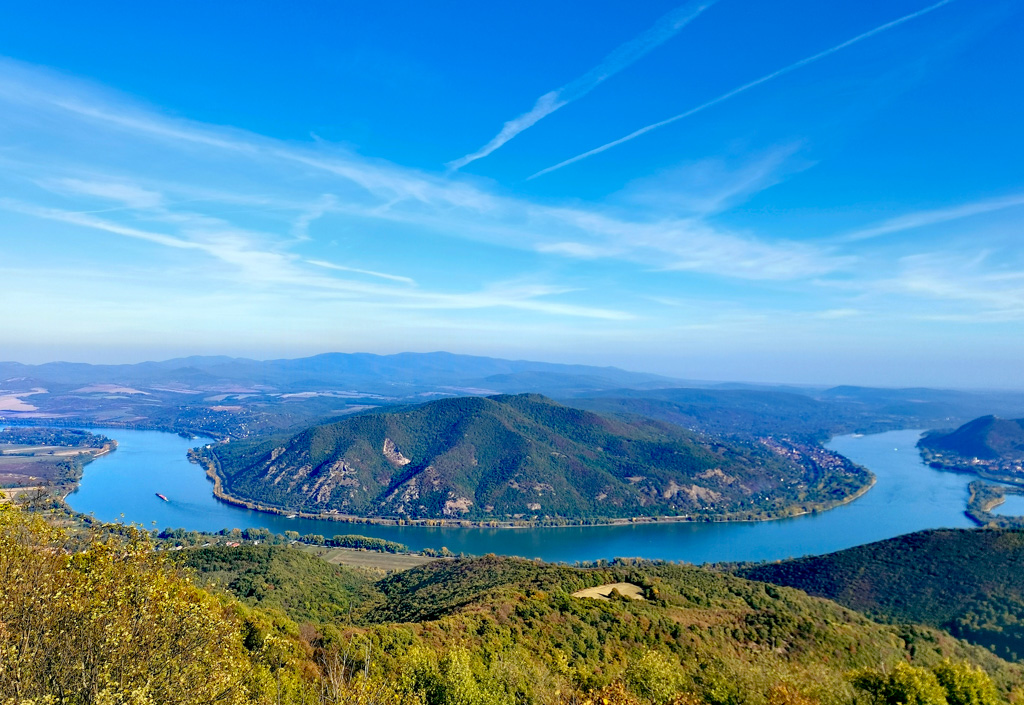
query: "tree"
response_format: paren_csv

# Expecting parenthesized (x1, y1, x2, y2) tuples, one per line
(625, 650, 685, 704)
(851, 662, 948, 705)
(933, 660, 1001, 705)
(0, 504, 251, 704)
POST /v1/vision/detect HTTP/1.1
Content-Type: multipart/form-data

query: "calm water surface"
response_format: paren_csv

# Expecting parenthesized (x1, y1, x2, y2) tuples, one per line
(993, 494, 1024, 516)
(67, 428, 978, 564)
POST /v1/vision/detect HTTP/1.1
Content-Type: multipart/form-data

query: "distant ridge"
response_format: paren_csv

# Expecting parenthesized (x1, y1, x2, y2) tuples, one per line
(0, 351, 684, 395)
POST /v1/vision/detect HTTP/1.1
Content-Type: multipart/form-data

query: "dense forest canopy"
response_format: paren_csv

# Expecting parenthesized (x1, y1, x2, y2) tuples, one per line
(204, 394, 870, 522)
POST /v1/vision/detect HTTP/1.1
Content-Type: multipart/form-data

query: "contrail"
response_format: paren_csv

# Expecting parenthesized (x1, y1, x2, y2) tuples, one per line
(446, 0, 717, 172)
(528, 0, 956, 180)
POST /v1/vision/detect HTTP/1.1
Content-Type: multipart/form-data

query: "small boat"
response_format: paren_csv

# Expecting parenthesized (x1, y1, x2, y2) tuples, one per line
(156, 493, 169, 502)
(286, 514, 297, 519)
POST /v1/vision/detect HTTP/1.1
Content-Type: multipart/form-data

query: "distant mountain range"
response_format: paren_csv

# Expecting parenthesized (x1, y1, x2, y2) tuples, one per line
(200, 393, 870, 522)
(5, 351, 1024, 441)
(572, 386, 1024, 442)
(0, 352, 683, 395)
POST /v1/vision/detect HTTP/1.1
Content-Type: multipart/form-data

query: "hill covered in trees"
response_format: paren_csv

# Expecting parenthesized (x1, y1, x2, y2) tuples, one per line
(176, 544, 379, 624)
(919, 416, 1024, 483)
(735, 528, 1024, 662)
(199, 394, 870, 523)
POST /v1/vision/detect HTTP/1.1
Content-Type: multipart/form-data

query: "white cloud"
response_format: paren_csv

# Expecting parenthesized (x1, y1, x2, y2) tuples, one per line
(612, 143, 806, 215)
(529, 0, 956, 179)
(839, 192, 1024, 241)
(46, 178, 164, 209)
(0, 56, 842, 284)
(446, 0, 716, 170)
(306, 258, 416, 285)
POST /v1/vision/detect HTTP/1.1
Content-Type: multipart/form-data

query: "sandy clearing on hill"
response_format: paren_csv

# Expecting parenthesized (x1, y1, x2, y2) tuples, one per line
(572, 582, 646, 600)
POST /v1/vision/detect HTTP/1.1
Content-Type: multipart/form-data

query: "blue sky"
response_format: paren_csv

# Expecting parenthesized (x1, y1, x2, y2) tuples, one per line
(1, 0, 1022, 387)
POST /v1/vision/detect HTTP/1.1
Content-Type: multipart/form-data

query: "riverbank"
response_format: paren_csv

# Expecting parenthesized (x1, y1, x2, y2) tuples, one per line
(918, 446, 1024, 487)
(965, 480, 1024, 528)
(0, 425, 117, 493)
(191, 446, 877, 531)
(66, 428, 983, 564)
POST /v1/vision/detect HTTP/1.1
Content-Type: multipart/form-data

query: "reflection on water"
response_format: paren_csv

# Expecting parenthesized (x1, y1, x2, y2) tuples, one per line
(67, 427, 976, 564)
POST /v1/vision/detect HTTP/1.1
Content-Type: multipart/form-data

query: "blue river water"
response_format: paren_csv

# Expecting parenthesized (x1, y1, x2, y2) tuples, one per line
(66, 427, 978, 564)
(993, 494, 1024, 516)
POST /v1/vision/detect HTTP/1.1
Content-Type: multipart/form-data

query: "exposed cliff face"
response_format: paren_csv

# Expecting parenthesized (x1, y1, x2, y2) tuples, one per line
(208, 394, 868, 521)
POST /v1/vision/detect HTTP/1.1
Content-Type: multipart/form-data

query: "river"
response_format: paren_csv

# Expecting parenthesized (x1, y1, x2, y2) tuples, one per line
(65, 427, 977, 564)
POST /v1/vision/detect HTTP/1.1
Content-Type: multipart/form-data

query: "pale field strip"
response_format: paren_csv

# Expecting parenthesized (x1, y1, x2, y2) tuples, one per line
(303, 545, 439, 572)
(0, 445, 91, 457)
(0, 388, 47, 412)
(571, 582, 646, 601)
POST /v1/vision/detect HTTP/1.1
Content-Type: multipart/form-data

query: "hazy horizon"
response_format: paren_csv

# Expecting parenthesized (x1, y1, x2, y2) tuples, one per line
(4, 347, 1024, 393)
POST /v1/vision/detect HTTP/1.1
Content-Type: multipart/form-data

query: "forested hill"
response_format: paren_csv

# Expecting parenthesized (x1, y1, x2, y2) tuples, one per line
(920, 416, 1024, 461)
(735, 528, 1024, 662)
(918, 416, 1024, 483)
(201, 393, 870, 522)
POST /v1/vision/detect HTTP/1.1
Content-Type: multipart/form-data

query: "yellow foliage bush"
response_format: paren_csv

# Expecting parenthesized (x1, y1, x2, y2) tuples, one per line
(0, 504, 249, 705)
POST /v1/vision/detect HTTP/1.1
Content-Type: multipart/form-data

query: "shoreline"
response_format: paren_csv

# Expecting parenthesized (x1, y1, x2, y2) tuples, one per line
(965, 480, 1024, 528)
(191, 450, 878, 532)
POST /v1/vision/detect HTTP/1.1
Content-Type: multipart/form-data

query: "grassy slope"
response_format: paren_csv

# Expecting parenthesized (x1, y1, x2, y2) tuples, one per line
(735, 528, 1024, 662)
(207, 394, 869, 522)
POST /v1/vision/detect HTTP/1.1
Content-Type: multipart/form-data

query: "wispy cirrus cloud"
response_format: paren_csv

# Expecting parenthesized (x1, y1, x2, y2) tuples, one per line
(816, 250, 1024, 322)
(9, 50, 1019, 361)
(2, 196, 633, 320)
(446, 0, 716, 171)
(838, 191, 1024, 241)
(306, 258, 416, 285)
(0, 56, 837, 285)
(611, 143, 806, 216)
(529, 0, 956, 179)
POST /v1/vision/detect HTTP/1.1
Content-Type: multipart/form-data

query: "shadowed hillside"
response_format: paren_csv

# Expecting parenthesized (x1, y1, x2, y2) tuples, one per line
(735, 528, 1024, 662)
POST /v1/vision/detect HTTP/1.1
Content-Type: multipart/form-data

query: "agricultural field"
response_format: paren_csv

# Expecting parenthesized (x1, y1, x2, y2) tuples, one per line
(0, 427, 114, 488)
